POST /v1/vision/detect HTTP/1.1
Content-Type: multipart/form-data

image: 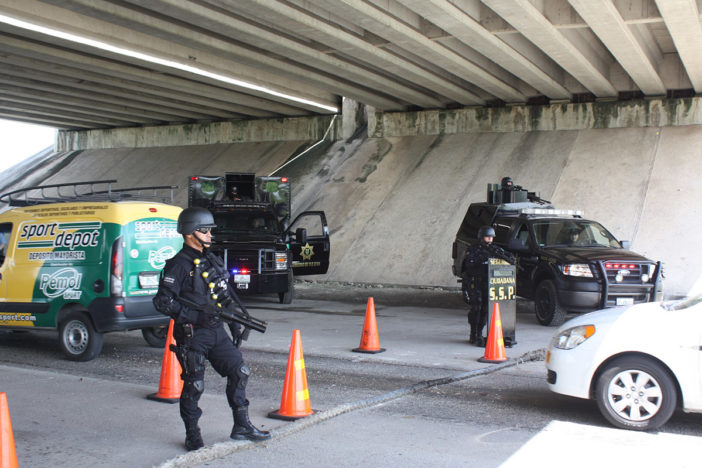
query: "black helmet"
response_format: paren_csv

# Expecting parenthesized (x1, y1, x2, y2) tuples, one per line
(501, 177, 513, 189)
(477, 226, 496, 239)
(177, 207, 216, 235)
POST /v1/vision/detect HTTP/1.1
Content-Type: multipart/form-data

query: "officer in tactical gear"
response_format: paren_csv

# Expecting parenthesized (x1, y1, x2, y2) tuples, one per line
(153, 206, 271, 451)
(461, 225, 515, 346)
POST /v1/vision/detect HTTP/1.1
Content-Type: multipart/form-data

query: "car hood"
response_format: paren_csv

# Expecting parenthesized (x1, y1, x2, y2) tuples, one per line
(539, 247, 652, 264)
(557, 305, 630, 332)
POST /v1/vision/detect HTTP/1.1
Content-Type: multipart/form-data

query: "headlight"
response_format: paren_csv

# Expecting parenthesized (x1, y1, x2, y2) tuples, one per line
(550, 325, 595, 350)
(560, 263, 593, 277)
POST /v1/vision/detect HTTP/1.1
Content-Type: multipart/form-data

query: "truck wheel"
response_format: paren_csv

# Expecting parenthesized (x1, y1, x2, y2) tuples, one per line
(534, 280, 567, 326)
(142, 326, 168, 348)
(595, 356, 677, 431)
(279, 274, 294, 304)
(59, 312, 104, 361)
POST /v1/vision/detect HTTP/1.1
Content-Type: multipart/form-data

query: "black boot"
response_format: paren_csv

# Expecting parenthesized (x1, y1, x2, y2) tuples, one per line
(184, 421, 204, 451)
(231, 406, 271, 441)
(469, 326, 478, 344)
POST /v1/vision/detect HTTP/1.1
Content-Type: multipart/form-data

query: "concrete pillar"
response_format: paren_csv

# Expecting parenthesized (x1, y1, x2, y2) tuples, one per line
(341, 97, 368, 140)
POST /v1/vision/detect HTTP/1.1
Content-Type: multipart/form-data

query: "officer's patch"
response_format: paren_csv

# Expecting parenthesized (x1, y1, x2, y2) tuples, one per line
(163, 275, 176, 284)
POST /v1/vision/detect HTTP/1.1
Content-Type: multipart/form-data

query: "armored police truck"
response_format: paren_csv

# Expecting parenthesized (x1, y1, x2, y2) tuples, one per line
(452, 182, 663, 326)
(188, 173, 330, 304)
(0, 181, 182, 361)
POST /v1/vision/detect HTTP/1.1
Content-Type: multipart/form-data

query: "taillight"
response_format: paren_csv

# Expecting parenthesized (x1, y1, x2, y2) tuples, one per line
(275, 252, 288, 270)
(111, 237, 124, 296)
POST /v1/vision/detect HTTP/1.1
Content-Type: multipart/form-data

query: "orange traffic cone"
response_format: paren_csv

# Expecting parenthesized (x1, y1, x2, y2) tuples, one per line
(0, 392, 18, 468)
(147, 320, 183, 403)
(479, 303, 508, 363)
(352, 297, 385, 354)
(268, 329, 315, 420)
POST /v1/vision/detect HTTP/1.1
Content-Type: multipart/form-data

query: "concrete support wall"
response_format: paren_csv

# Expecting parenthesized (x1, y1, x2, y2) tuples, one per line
(56, 115, 340, 150)
(13, 98, 702, 297)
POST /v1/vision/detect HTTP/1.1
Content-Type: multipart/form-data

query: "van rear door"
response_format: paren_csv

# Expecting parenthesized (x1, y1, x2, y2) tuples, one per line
(121, 217, 182, 316)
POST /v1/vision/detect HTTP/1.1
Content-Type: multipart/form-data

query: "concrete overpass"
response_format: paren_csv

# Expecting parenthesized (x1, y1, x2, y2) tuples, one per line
(0, 1, 701, 297)
(1, 0, 702, 127)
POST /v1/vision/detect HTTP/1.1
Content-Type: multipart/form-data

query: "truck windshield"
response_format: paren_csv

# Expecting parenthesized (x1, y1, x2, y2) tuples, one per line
(213, 211, 280, 235)
(531, 220, 621, 248)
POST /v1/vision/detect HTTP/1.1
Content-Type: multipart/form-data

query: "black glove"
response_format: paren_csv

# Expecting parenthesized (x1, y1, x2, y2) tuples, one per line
(228, 322, 243, 348)
(197, 304, 221, 327)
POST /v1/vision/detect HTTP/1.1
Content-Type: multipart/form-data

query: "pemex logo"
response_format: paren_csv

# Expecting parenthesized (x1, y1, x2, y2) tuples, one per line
(40, 267, 83, 300)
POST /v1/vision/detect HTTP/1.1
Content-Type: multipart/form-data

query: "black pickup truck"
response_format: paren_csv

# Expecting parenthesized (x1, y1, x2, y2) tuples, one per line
(452, 183, 663, 326)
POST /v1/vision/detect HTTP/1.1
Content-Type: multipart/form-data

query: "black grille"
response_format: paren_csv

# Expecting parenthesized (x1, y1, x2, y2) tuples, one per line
(599, 260, 656, 307)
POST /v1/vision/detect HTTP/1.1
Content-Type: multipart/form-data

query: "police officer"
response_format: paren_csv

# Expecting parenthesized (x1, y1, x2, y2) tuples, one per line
(153, 207, 271, 451)
(462, 226, 515, 346)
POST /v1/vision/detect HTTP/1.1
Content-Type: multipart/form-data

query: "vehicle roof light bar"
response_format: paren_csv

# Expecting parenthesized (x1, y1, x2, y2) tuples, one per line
(520, 208, 583, 216)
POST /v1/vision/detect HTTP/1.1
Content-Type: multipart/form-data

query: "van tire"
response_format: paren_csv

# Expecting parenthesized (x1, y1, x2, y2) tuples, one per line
(59, 312, 104, 361)
(535, 280, 567, 326)
(142, 326, 168, 348)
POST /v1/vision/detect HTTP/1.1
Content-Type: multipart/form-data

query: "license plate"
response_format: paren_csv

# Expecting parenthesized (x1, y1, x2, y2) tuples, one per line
(138, 272, 160, 288)
(237, 283, 249, 290)
(234, 274, 250, 283)
(616, 297, 634, 306)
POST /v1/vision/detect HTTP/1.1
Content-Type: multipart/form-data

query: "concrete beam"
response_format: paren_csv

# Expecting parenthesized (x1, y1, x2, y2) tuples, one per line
(320, 0, 526, 102)
(655, 0, 702, 92)
(0, 0, 340, 113)
(398, 0, 570, 99)
(56, 115, 342, 151)
(122, 0, 423, 110)
(368, 97, 702, 137)
(0, 33, 299, 117)
(484, 0, 618, 97)
(569, 0, 666, 96)
(237, 0, 485, 105)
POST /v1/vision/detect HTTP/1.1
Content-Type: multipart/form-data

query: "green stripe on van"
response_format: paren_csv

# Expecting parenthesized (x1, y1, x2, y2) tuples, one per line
(58, 222, 101, 229)
(17, 241, 54, 248)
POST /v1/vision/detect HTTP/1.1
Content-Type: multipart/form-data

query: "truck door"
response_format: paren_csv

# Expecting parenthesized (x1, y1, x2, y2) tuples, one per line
(512, 222, 538, 295)
(288, 211, 330, 275)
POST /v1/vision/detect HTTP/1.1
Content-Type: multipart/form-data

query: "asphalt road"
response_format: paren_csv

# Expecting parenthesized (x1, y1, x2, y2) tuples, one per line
(2, 284, 702, 467)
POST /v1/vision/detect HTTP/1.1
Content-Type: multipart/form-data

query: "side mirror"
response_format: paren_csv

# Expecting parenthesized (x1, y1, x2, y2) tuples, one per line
(296, 227, 307, 245)
(620, 240, 631, 250)
(507, 238, 529, 253)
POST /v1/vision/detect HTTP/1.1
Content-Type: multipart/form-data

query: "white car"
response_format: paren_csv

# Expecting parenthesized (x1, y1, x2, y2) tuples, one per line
(545, 292, 702, 430)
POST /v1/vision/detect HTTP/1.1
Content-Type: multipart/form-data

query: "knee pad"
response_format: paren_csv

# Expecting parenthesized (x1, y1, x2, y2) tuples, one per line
(228, 364, 249, 391)
(182, 379, 204, 403)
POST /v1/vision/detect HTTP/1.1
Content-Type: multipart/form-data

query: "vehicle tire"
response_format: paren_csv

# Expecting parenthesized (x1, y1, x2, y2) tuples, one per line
(279, 273, 294, 304)
(59, 312, 104, 361)
(142, 326, 168, 348)
(534, 280, 567, 326)
(595, 356, 677, 431)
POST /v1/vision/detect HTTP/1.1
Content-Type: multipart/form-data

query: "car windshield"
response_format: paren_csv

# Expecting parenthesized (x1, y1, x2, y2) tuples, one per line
(531, 220, 621, 248)
(213, 211, 280, 235)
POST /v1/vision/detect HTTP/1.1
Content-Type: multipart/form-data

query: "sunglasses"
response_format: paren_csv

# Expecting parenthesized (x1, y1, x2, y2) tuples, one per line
(196, 227, 212, 234)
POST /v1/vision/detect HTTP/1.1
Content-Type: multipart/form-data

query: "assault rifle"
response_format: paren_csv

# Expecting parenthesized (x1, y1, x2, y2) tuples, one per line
(176, 252, 267, 345)
(484, 242, 516, 266)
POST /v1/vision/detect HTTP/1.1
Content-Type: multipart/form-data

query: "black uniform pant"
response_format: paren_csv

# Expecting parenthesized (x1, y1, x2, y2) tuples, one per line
(178, 325, 248, 424)
(467, 277, 488, 338)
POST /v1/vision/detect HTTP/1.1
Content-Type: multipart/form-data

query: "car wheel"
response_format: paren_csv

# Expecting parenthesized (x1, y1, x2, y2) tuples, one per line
(534, 280, 567, 326)
(59, 312, 104, 361)
(279, 274, 294, 304)
(142, 326, 168, 348)
(595, 356, 677, 431)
